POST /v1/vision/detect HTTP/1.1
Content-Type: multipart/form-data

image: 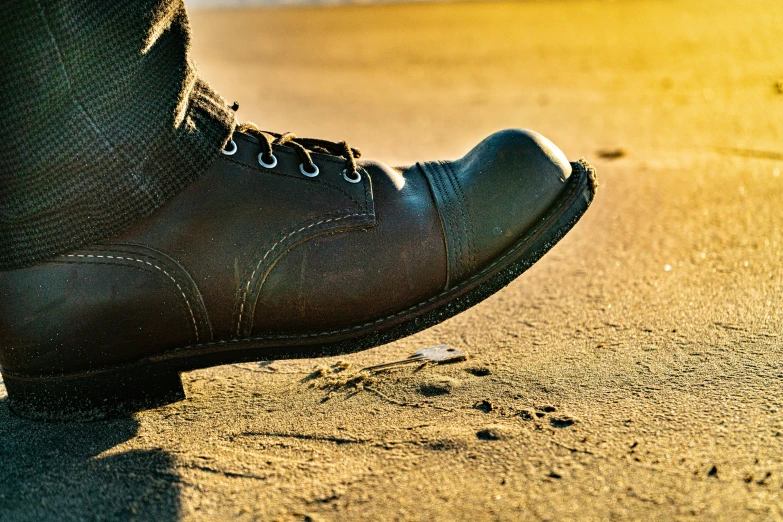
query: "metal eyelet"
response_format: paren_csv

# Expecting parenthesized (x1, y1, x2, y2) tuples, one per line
(258, 152, 278, 169)
(300, 162, 319, 177)
(342, 169, 362, 184)
(221, 139, 237, 156)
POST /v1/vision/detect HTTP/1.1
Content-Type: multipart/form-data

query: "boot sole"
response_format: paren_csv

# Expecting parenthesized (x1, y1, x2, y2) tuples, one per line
(2, 159, 597, 421)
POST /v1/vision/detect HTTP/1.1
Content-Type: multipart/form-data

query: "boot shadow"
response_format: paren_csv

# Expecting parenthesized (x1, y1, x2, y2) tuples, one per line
(0, 395, 181, 521)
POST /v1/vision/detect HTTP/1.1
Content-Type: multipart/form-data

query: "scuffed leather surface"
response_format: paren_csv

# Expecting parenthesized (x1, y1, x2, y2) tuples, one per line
(253, 160, 447, 334)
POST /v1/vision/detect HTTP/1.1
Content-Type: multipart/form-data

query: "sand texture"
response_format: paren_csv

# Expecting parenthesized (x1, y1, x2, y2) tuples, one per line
(2, 0, 783, 520)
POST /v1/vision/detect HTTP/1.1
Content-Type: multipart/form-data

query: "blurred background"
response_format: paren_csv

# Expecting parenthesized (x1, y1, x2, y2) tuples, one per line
(184, 0, 782, 168)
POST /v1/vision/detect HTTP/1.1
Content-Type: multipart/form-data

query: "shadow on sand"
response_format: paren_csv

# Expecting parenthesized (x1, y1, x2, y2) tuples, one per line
(0, 396, 181, 521)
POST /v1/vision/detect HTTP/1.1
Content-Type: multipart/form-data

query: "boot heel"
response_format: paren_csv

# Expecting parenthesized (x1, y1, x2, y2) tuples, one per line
(2, 365, 185, 421)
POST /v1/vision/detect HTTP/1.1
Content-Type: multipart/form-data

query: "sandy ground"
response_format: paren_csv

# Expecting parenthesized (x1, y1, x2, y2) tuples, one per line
(2, 0, 783, 520)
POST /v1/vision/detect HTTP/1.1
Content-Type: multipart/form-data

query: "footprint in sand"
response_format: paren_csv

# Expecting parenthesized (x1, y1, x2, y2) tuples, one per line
(473, 399, 494, 413)
(464, 367, 492, 377)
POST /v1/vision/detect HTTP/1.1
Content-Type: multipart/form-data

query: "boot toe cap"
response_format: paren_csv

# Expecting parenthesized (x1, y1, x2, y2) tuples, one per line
(422, 129, 573, 285)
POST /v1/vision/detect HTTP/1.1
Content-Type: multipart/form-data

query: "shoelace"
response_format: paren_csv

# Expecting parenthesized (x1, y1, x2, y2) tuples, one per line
(225, 121, 363, 183)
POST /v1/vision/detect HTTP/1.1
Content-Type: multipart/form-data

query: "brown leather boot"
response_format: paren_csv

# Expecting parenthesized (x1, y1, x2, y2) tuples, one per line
(0, 126, 596, 420)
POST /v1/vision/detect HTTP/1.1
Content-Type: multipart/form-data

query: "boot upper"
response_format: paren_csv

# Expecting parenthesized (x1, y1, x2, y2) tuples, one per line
(0, 129, 575, 375)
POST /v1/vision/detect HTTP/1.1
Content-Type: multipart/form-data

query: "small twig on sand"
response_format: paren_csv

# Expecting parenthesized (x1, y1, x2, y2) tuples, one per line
(551, 440, 602, 458)
(186, 462, 269, 481)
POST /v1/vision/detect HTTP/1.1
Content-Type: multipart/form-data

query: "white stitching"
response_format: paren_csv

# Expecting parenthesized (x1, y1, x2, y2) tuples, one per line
(63, 253, 200, 342)
(443, 161, 476, 272)
(235, 212, 366, 336)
